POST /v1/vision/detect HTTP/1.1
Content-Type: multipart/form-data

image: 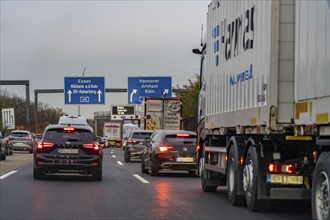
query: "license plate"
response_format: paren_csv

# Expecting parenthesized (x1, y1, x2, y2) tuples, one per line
(268, 174, 303, 185)
(176, 157, 194, 162)
(58, 149, 79, 154)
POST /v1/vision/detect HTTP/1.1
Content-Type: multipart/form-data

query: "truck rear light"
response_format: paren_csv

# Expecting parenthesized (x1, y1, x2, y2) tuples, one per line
(159, 146, 173, 152)
(37, 142, 54, 149)
(268, 163, 295, 174)
(83, 143, 100, 151)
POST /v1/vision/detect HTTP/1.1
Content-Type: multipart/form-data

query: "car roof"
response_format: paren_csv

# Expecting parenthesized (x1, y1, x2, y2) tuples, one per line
(45, 124, 94, 132)
(131, 129, 153, 133)
(157, 130, 197, 135)
(11, 130, 30, 133)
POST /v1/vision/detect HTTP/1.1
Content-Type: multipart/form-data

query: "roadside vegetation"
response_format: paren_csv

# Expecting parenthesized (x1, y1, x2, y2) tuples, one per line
(0, 89, 65, 134)
(174, 74, 199, 131)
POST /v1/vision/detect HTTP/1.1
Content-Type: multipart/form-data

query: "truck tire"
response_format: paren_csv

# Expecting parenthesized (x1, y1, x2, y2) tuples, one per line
(312, 152, 330, 220)
(243, 146, 269, 211)
(227, 145, 245, 206)
(201, 170, 217, 192)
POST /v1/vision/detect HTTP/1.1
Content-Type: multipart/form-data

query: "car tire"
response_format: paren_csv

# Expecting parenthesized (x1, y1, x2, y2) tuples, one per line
(124, 151, 130, 162)
(33, 168, 43, 179)
(149, 159, 159, 176)
(141, 157, 148, 174)
(92, 169, 102, 181)
(0, 153, 6, 160)
(9, 147, 13, 155)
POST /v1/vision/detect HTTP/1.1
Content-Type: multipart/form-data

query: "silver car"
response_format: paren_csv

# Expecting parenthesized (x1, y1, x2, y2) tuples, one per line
(10, 130, 35, 153)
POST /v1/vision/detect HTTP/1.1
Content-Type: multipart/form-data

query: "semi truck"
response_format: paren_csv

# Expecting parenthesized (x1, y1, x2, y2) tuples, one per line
(140, 97, 183, 130)
(194, 0, 330, 217)
(103, 121, 123, 148)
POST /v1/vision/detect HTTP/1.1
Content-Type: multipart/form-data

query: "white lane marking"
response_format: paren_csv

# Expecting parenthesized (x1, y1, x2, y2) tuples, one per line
(112, 155, 116, 158)
(117, 161, 123, 165)
(0, 171, 17, 180)
(110, 151, 113, 154)
(133, 174, 149, 184)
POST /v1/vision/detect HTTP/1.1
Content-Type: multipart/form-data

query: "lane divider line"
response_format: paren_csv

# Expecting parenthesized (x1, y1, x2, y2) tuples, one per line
(117, 161, 123, 165)
(133, 174, 149, 184)
(0, 171, 18, 180)
(112, 155, 116, 158)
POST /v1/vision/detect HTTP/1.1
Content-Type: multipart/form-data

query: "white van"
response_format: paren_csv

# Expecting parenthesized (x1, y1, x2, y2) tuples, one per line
(58, 115, 88, 126)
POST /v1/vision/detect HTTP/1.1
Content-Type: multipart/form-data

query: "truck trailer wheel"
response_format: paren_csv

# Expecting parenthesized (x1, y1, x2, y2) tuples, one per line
(243, 146, 269, 211)
(201, 170, 217, 192)
(312, 152, 330, 220)
(227, 146, 245, 206)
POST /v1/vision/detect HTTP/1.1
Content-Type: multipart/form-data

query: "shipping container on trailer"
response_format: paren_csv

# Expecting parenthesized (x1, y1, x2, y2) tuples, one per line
(194, 0, 330, 214)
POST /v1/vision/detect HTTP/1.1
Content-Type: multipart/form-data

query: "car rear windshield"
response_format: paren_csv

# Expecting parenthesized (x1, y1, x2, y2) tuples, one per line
(44, 129, 94, 142)
(165, 134, 197, 144)
(11, 132, 29, 137)
(131, 132, 152, 139)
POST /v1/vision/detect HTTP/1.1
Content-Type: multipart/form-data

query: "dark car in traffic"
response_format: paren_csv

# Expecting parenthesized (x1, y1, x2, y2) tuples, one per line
(0, 132, 7, 160)
(10, 130, 35, 153)
(33, 124, 103, 180)
(141, 130, 197, 176)
(124, 130, 153, 162)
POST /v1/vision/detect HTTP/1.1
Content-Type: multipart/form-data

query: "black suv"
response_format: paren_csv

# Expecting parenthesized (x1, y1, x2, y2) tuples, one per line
(33, 124, 103, 180)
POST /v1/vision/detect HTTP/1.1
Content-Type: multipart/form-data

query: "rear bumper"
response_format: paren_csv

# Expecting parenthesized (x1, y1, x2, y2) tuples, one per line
(160, 162, 197, 171)
(34, 154, 102, 173)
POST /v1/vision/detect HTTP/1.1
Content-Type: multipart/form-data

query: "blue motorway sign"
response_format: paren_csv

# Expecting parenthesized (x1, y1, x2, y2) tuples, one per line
(64, 77, 105, 104)
(127, 76, 172, 104)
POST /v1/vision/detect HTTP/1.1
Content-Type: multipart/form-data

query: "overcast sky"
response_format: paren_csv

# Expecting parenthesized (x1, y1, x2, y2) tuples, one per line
(0, 0, 209, 119)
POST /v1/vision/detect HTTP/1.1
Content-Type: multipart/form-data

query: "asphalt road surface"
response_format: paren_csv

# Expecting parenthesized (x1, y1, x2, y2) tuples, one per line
(0, 148, 312, 220)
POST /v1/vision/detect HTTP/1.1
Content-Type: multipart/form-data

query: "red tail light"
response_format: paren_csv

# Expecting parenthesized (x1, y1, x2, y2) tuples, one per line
(128, 139, 137, 144)
(83, 143, 100, 151)
(177, 133, 189, 137)
(25, 136, 31, 140)
(37, 142, 54, 149)
(63, 127, 75, 133)
(159, 146, 173, 152)
(268, 163, 295, 174)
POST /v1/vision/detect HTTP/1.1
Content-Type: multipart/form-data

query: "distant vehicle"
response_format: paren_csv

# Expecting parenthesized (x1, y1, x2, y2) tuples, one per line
(10, 130, 35, 153)
(124, 129, 153, 162)
(103, 121, 123, 148)
(58, 115, 88, 126)
(34, 133, 43, 142)
(33, 124, 103, 180)
(0, 132, 7, 160)
(3, 136, 13, 156)
(141, 130, 197, 176)
(96, 136, 106, 148)
(122, 123, 139, 150)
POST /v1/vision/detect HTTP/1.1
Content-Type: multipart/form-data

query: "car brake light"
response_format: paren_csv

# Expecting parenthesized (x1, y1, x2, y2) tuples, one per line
(128, 139, 137, 144)
(63, 127, 75, 133)
(83, 143, 100, 151)
(25, 136, 31, 140)
(37, 142, 54, 149)
(177, 133, 189, 137)
(159, 146, 173, 152)
(268, 163, 295, 174)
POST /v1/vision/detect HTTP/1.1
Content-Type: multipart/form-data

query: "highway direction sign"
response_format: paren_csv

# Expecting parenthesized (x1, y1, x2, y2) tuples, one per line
(127, 76, 172, 104)
(64, 77, 105, 104)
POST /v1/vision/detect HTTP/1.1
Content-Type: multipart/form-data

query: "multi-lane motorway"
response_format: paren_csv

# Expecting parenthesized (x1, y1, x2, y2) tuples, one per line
(1, 148, 312, 220)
